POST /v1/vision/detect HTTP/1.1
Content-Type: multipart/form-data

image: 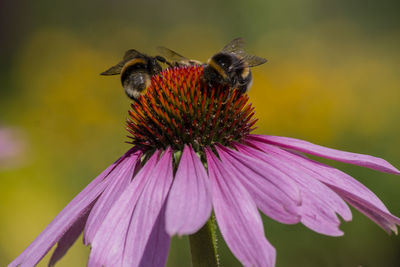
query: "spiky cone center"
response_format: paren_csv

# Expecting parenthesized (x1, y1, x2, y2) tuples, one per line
(127, 65, 257, 154)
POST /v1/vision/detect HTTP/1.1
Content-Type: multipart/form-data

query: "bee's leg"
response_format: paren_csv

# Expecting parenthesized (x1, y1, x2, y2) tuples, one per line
(225, 88, 234, 104)
(155, 56, 174, 68)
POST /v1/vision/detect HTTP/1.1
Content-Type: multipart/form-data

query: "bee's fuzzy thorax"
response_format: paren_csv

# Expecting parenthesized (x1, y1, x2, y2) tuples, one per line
(127, 65, 257, 152)
(206, 57, 229, 79)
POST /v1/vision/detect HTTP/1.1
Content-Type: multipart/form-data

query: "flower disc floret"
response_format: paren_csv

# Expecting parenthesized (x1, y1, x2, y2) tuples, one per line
(127, 65, 257, 152)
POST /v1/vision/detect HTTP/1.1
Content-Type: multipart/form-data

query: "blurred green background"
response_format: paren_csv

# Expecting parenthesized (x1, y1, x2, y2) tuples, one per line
(1, 0, 400, 266)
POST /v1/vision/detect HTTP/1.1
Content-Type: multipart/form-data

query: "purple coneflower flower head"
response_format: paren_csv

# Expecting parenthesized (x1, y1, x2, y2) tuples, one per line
(9, 66, 400, 267)
(0, 127, 26, 170)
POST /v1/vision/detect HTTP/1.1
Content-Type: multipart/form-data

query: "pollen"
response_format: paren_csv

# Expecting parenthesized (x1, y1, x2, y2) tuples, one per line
(127, 65, 257, 152)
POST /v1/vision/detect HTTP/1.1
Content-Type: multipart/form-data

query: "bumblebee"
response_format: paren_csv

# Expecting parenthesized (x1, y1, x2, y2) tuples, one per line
(203, 37, 267, 94)
(156, 46, 202, 67)
(101, 49, 169, 100)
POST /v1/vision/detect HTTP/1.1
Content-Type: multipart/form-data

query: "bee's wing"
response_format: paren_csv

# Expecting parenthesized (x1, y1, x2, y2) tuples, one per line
(156, 46, 189, 62)
(243, 55, 268, 67)
(100, 62, 124, 75)
(221, 37, 246, 54)
(222, 38, 267, 68)
(123, 49, 143, 60)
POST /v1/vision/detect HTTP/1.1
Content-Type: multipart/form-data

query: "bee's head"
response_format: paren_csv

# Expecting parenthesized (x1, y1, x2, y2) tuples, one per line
(148, 56, 163, 74)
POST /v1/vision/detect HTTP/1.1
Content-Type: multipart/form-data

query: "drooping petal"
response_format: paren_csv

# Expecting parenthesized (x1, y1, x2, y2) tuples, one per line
(206, 149, 276, 267)
(122, 148, 173, 266)
(249, 134, 400, 174)
(236, 143, 352, 236)
(84, 150, 142, 245)
(166, 145, 212, 235)
(88, 151, 159, 267)
(340, 193, 400, 234)
(48, 204, 92, 266)
(215, 145, 301, 224)
(8, 148, 135, 267)
(248, 139, 400, 234)
(139, 205, 171, 267)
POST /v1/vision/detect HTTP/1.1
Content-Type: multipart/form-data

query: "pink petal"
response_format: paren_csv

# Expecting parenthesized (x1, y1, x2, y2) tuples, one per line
(248, 139, 400, 234)
(206, 149, 276, 267)
(215, 145, 301, 224)
(166, 145, 212, 235)
(48, 205, 92, 266)
(88, 151, 159, 267)
(139, 205, 171, 267)
(8, 148, 133, 267)
(250, 135, 400, 174)
(84, 150, 142, 245)
(122, 148, 173, 266)
(237, 142, 352, 236)
(334, 186, 400, 234)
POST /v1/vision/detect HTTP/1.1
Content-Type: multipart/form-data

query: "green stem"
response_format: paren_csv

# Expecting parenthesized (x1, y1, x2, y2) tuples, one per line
(189, 216, 219, 267)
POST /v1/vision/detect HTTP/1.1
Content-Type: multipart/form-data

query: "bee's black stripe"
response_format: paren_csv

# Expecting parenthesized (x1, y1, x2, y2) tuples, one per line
(121, 58, 147, 76)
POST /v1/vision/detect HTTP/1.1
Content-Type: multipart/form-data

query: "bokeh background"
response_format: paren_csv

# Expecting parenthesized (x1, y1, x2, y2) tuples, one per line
(1, 0, 400, 266)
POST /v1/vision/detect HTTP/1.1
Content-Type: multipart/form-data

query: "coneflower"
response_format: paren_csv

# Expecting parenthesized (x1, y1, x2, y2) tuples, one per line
(0, 127, 25, 169)
(9, 65, 400, 267)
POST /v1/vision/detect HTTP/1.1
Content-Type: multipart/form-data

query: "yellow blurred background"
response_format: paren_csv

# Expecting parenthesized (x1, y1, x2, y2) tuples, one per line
(1, 0, 400, 266)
